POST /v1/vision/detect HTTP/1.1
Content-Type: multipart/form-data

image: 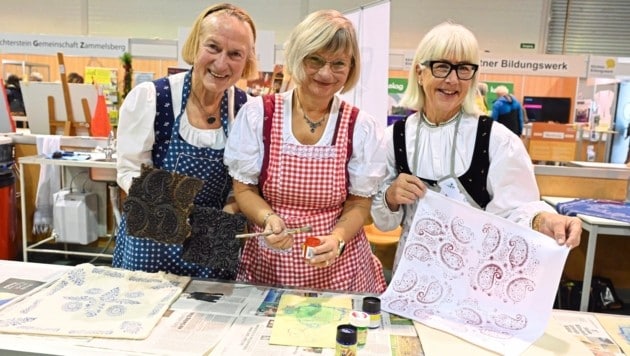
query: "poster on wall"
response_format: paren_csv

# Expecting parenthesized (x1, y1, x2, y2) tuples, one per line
(84, 67, 119, 125)
(388, 77, 410, 125)
(574, 99, 591, 123)
(133, 72, 154, 87)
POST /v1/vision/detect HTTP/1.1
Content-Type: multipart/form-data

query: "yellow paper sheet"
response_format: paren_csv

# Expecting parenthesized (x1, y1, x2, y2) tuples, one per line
(269, 294, 352, 348)
(596, 314, 630, 356)
(415, 319, 593, 356)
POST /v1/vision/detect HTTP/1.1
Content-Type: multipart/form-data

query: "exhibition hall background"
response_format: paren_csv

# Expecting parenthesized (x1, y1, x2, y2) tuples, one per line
(3, 0, 630, 293)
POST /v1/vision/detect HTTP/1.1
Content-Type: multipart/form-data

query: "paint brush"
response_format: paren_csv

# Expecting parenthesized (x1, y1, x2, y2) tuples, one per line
(235, 226, 312, 239)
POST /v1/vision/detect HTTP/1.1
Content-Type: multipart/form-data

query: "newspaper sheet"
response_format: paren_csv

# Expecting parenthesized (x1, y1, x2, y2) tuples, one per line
(596, 313, 630, 356)
(552, 310, 624, 356)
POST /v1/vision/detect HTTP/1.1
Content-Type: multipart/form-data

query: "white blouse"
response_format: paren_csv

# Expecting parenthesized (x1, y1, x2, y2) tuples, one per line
(116, 72, 241, 193)
(371, 112, 555, 232)
(224, 89, 387, 197)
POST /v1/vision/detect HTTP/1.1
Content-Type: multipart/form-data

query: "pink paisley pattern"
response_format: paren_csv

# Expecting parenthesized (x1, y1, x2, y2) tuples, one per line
(455, 307, 483, 325)
(392, 269, 418, 293)
(481, 223, 501, 254)
(404, 243, 431, 262)
(451, 217, 473, 243)
(508, 236, 529, 268)
(380, 192, 566, 354)
(416, 281, 443, 304)
(494, 313, 527, 330)
(413, 309, 434, 320)
(414, 217, 444, 236)
(387, 298, 409, 310)
(506, 278, 535, 303)
(477, 264, 503, 291)
(440, 243, 464, 270)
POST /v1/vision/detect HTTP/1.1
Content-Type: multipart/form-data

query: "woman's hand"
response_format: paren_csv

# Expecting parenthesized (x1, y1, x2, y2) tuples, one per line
(385, 173, 427, 211)
(263, 214, 294, 250)
(535, 211, 582, 249)
(307, 234, 343, 268)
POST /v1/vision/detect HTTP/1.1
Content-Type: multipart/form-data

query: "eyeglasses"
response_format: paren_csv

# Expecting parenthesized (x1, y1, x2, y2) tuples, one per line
(422, 60, 479, 80)
(304, 55, 351, 73)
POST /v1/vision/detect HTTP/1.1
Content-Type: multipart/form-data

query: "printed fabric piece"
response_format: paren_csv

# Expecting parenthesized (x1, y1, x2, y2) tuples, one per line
(182, 207, 247, 280)
(381, 190, 569, 356)
(555, 198, 630, 224)
(123, 164, 204, 243)
(0, 264, 190, 339)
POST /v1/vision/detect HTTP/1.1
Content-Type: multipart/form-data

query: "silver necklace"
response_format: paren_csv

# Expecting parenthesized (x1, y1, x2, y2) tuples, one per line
(296, 92, 327, 133)
(191, 90, 219, 124)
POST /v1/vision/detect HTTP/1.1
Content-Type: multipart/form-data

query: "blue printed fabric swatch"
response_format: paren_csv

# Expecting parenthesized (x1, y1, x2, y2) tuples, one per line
(555, 199, 630, 224)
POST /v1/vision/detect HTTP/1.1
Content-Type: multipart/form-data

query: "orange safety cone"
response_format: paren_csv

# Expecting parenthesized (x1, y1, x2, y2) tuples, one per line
(91, 86, 111, 137)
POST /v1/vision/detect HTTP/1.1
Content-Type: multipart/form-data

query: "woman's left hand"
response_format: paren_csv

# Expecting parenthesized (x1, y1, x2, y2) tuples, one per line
(536, 212, 582, 249)
(307, 235, 342, 268)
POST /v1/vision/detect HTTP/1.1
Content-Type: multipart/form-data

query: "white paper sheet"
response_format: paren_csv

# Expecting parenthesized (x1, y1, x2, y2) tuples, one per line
(381, 191, 570, 355)
(0, 264, 190, 339)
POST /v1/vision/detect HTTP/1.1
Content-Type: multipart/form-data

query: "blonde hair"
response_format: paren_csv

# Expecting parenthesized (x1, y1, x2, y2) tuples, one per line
(399, 21, 480, 115)
(181, 3, 258, 80)
(283, 9, 360, 94)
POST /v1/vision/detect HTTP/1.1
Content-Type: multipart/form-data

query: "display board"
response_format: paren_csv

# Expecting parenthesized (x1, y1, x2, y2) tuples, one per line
(340, 1, 390, 131)
(21, 82, 98, 135)
(0, 81, 15, 133)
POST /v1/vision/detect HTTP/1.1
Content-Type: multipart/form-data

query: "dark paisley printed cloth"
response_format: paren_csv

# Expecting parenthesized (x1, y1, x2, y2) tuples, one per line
(123, 164, 204, 243)
(182, 207, 247, 280)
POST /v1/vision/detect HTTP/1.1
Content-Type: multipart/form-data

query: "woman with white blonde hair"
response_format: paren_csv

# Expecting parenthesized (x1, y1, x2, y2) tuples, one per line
(371, 21, 581, 272)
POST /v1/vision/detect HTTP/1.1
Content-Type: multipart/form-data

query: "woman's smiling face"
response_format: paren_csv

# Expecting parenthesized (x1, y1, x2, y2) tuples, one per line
(419, 57, 473, 120)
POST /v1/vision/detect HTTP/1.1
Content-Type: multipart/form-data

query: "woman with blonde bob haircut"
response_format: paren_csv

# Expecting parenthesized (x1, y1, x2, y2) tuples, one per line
(225, 9, 388, 293)
(372, 21, 581, 273)
(283, 9, 361, 94)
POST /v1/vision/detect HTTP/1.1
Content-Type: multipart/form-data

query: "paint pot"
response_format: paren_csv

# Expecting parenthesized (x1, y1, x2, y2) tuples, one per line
(349, 310, 369, 347)
(362, 296, 382, 329)
(302, 236, 320, 259)
(335, 324, 357, 356)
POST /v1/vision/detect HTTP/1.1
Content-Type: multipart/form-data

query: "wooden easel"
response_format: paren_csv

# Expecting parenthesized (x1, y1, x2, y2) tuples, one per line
(48, 52, 91, 136)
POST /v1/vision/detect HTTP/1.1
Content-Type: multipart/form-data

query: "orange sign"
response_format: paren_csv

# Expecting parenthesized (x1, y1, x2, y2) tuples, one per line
(530, 123, 578, 142)
(528, 123, 578, 161)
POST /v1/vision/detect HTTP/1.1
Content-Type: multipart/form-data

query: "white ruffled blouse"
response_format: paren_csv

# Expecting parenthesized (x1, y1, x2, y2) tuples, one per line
(116, 72, 238, 193)
(371, 111, 555, 231)
(224, 89, 387, 197)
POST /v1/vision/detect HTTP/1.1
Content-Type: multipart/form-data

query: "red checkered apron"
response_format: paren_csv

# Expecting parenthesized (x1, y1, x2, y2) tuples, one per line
(236, 93, 386, 293)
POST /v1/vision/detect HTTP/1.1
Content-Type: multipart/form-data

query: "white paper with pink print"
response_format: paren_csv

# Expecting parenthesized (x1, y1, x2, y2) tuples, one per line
(381, 190, 569, 356)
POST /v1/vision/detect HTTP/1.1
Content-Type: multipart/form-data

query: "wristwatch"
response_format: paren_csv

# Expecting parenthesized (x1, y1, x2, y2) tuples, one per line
(336, 237, 346, 257)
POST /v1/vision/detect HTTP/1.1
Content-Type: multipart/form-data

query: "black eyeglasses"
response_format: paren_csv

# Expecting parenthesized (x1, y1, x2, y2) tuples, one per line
(304, 55, 351, 73)
(422, 61, 479, 80)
